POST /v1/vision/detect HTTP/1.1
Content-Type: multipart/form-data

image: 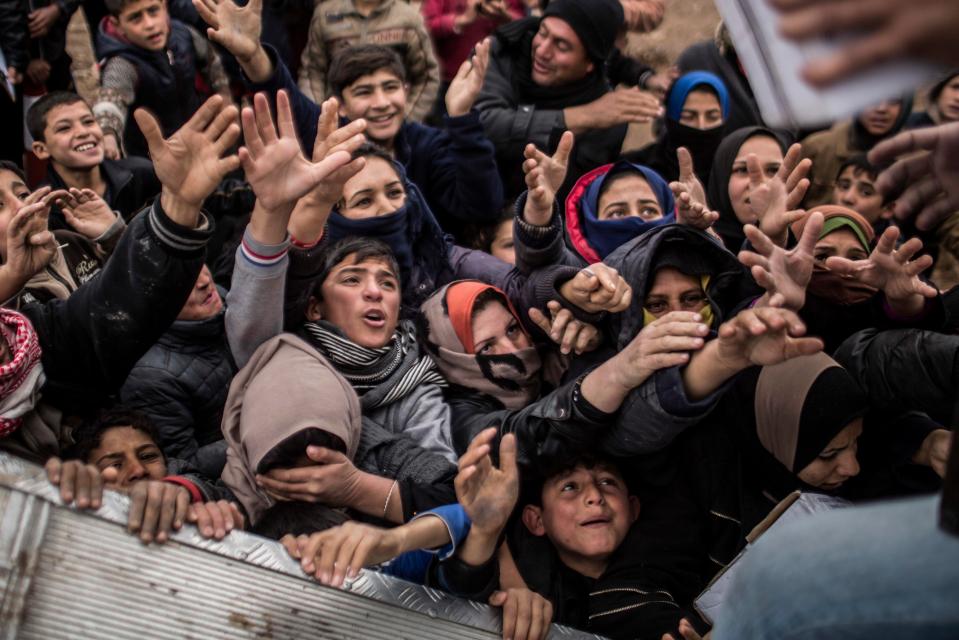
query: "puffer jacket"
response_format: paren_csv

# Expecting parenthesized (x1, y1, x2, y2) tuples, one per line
(120, 299, 236, 478)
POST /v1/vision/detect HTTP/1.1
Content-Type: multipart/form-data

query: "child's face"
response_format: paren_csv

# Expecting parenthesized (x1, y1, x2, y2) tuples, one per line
(113, 0, 170, 52)
(832, 165, 887, 223)
(33, 101, 105, 170)
(524, 464, 639, 578)
(0, 169, 31, 262)
(339, 69, 408, 145)
(88, 426, 168, 488)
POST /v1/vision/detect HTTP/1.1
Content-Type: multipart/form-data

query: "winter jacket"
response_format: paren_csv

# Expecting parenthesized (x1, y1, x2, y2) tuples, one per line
(4, 231, 105, 310)
(0, 0, 29, 72)
(297, 0, 440, 121)
(0, 198, 213, 463)
(94, 18, 229, 158)
(40, 157, 161, 229)
(475, 21, 627, 199)
(246, 46, 503, 241)
(120, 301, 236, 479)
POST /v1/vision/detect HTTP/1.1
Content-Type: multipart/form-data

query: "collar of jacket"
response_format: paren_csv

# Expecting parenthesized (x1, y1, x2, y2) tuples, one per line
(47, 158, 135, 203)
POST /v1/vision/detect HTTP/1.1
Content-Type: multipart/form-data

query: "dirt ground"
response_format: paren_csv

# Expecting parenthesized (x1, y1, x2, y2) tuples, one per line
(626, 0, 721, 69)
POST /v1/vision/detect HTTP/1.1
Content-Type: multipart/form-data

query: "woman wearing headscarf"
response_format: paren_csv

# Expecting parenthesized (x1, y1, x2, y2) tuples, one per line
(624, 71, 730, 184)
(907, 71, 959, 129)
(800, 96, 914, 208)
(706, 126, 791, 252)
(776, 206, 947, 353)
(564, 161, 676, 265)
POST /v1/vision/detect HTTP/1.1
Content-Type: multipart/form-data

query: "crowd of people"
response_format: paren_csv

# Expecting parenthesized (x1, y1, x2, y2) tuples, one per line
(0, 0, 957, 637)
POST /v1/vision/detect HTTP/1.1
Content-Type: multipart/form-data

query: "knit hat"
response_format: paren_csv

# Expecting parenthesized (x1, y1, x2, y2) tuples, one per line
(543, 0, 625, 63)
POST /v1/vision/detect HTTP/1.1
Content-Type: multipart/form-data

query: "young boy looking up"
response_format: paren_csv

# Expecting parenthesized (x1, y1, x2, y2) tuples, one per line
(28, 91, 161, 230)
(192, 0, 503, 243)
(93, 0, 231, 159)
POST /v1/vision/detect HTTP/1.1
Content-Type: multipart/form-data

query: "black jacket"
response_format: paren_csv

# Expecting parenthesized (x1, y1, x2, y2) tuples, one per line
(24, 200, 213, 415)
(0, 0, 78, 72)
(40, 157, 161, 229)
(120, 302, 236, 478)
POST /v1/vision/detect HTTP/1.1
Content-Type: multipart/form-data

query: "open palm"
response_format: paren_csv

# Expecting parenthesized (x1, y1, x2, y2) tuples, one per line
(194, 0, 261, 61)
(740, 212, 822, 311)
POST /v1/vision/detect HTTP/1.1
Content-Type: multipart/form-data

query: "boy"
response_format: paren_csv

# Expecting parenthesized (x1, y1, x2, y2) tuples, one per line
(28, 91, 160, 229)
(93, 0, 231, 159)
(297, 0, 440, 122)
(832, 154, 893, 231)
(193, 0, 503, 241)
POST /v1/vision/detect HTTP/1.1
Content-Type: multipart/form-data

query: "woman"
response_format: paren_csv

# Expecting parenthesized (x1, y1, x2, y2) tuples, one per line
(565, 161, 676, 264)
(801, 96, 913, 208)
(908, 70, 959, 128)
(706, 126, 790, 252)
(625, 71, 729, 184)
(786, 205, 945, 352)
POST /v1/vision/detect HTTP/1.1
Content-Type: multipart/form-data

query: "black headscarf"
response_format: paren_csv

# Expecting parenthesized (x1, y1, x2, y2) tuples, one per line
(850, 94, 914, 151)
(706, 126, 790, 252)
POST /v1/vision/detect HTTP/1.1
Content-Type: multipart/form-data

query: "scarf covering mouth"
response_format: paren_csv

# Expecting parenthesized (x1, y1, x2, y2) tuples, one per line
(576, 161, 676, 260)
(302, 319, 446, 410)
(419, 281, 542, 410)
(0, 310, 44, 437)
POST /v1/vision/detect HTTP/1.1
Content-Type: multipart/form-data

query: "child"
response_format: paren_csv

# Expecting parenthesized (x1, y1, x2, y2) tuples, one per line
(831, 154, 892, 232)
(93, 0, 231, 159)
(27, 91, 160, 229)
(297, 0, 440, 122)
(193, 0, 503, 241)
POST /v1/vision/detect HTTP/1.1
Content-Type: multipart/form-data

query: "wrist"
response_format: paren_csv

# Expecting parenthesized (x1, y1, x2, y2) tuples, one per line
(250, 201, 294, 245)
(885, 291, 925, 317)
(159, 189, 201, 228)
(241, 46, 273, 83)
(523, 201, 553, 227)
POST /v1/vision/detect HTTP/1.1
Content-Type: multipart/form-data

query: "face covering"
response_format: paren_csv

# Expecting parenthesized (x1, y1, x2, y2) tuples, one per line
(664, 118, 726, 182)
(579, 162, 676, 260)
(327, 207, 414, 282)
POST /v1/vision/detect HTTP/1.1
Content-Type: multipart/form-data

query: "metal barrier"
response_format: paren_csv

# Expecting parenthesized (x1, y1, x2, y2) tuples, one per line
(0, 452, 604, 639)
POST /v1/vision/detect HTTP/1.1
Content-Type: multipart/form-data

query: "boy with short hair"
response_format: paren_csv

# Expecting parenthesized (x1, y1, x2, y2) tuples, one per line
(27, 91, 160, 229)
(93, 0, 231, 159)
(194, 0, 503, 241)
(297, 0, 440, 122)
(832, 154, 893, 229)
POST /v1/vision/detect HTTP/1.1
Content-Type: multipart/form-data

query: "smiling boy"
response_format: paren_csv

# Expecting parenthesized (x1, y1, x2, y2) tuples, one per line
(28, 92, 160, 229)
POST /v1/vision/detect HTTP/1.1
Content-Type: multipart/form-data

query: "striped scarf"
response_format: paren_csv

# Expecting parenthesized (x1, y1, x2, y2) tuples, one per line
(302, 320, 446, 410)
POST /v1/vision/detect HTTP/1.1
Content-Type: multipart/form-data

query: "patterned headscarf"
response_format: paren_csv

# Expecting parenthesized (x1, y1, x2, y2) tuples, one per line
(0, 310, 44, 437)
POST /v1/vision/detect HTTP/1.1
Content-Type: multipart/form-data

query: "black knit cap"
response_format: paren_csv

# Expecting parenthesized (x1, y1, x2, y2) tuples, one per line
(542, 0, 625, 64)
(792, 367, 869, 473)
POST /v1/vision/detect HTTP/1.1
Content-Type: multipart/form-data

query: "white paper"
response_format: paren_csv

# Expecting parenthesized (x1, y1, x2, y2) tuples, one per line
(714, 0, 943, 128)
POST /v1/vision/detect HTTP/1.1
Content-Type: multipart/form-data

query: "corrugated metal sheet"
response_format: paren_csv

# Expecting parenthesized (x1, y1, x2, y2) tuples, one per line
(0, 453, 605, 639)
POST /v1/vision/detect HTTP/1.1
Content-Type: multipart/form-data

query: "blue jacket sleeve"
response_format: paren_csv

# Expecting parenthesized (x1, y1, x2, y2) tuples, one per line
(245, 45, 320, 155)
(378, 504, 472, 584)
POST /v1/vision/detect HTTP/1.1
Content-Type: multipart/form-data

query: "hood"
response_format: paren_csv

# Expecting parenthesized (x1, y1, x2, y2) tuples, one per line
(220, 333, 361, 525)
(602, 224, 759, 351)
(565, 162, 676, 264)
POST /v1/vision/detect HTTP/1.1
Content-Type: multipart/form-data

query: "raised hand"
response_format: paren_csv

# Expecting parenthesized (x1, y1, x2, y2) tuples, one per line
(673, 146, 708, 207)
(521, 131, 573, 225)
(608, 310, 710, 390)
(239, 91, 363, 213)
(528, 301, 602, 355)
(445, 38, 491, 117)
(824, 225, 937, 316)
(135, 95, 240, 225)
(715, 306, 823, 370)
(558, 262, 632, 314)
(748, 143, 810, 246)
(57, 188, 118, 239)
(770, 0, 959, 87)
(455, 429, 519, 537)
(5, 187, 63, 283)
(869, 122, 959, 231)
(194, 0, 262, 63)
(739, 211, 823, 311)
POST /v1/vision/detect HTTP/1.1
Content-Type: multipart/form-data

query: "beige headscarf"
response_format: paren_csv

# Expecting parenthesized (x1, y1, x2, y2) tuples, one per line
(419, 282, 542, 410)
(220, 333, 362, 525)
